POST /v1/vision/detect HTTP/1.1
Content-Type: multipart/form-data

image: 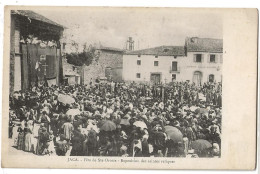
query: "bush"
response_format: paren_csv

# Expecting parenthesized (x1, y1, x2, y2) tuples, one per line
(66, 50, 95, 66)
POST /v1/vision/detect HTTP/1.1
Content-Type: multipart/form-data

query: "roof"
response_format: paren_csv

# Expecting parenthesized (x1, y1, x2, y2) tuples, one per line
(98, 46, 124, 52)
(64, 71, 80, 76)
(125, 46, 185, 56)
(11, 10, 65, 29)
(186, 37, 223, 53)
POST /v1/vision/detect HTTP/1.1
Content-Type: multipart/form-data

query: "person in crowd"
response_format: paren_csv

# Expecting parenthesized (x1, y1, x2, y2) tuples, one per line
(61, 116, 74, 143)
(24, 126, 33, 152)
(17, 126, 25, 150)
(8, 80, 222, 157)
(39, 127, 50, 155)
(56, 134, 69, 156)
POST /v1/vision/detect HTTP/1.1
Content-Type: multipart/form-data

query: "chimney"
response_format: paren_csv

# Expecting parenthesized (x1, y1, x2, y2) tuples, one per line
(126, 37, 135, 51)
(191, 37, 198, 43)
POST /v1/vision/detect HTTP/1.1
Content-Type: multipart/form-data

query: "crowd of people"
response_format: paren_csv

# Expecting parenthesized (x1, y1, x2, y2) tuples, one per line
(9, 80, 222, 158)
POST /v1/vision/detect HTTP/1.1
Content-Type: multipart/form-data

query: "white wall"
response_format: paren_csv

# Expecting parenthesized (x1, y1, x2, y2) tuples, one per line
(123, 52, 223, 84)
(123, 54, 182, 83)
(178, 52, 223, 83)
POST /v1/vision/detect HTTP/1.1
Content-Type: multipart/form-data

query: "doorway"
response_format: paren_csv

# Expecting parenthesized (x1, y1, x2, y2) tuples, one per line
(209, 74, 214, 82)
(193, 71, 202, 86)
(150, 73, 161, 84)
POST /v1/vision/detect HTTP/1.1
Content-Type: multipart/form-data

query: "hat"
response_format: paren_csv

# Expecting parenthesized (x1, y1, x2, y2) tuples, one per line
(120, 145, 127, 152)
(121, 131, 128, 140)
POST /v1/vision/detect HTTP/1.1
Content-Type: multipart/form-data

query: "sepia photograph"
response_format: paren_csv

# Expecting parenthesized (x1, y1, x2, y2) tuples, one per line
(1, 6, 257, 169)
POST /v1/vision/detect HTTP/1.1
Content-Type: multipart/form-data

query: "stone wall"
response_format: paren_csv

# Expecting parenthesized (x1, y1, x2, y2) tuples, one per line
(83, 50, 123, 84)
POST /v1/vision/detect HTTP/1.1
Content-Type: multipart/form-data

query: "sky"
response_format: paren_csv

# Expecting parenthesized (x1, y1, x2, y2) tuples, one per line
(35, 8, 223, 50)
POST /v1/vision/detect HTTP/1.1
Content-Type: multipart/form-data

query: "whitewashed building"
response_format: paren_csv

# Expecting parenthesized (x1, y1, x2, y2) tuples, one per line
(182, 37, 223, 85)
(122, 37, 223, 85)
(123, 46, 185, 84)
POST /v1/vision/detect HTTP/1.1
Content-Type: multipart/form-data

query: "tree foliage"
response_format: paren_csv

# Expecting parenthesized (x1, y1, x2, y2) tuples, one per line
(66, 47, 96, 66)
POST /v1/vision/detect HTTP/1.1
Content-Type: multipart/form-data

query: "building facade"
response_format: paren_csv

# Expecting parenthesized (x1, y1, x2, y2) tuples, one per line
(122, 37, 223, 85)
(123, 46, 185, 84)
(10, 10, 64, 92)
(182, 37, 223, 85)
(82, 46, 124, 84)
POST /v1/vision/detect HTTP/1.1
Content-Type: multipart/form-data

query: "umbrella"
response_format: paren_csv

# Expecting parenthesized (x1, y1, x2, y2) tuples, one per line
(133, 121, 147, 129)
(58, 94, 75, 105)
(99, 120, 116, 131)
(195, 108, 208, 114)
(66, 108, 81, 116)
(191, 139, 212, 151)
(120, 119, 130, 126)
(164, 125, 178, 131)
(97, 119, 106, 127)
(164, 126, 183, 143)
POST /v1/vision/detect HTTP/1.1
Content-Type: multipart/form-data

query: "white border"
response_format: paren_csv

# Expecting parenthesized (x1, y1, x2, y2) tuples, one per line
(0, 0, 258, 174)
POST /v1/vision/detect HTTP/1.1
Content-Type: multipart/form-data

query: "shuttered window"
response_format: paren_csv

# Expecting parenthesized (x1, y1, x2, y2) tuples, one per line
(172, 61, 177, 71)
(210, 54, 216, 63)
(193, 54, 203, 62)
(220, 55, 223, 63)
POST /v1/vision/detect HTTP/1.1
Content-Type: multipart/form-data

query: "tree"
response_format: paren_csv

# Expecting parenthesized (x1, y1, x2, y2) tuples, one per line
(66, 45, 96, 66)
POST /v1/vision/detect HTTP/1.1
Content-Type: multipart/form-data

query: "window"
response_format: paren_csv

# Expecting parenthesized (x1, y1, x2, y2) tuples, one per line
(155, 55, 158, 58)
(154, 61, 159, 66)
(174, 56, 177, 59)
(172, 61, 178, 71)
(137, 60, 141, 65)
(172, 74, 176, 81)
(194, 54, 202, 62)
(210, 54, 216, 63)
(138, 54, 141, 57)
(136, 73, 141, 78)
(209, 74, 214, 82)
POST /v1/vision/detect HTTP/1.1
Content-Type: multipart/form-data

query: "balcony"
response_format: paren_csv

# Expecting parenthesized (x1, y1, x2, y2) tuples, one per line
(169, 66, 180, 73)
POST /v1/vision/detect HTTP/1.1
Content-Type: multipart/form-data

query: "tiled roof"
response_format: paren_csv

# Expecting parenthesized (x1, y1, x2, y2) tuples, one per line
(186, 37, 223, 53)
(125, 46, 185, 56)
(11, 10, 65, 28)
(98, 46, 124, 52)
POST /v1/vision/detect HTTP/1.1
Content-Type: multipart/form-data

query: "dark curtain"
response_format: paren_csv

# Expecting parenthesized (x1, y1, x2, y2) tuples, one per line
(23, 44, 57, 85)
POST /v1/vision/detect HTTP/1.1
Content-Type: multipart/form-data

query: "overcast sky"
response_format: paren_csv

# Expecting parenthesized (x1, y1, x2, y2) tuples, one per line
(35, 8, 223, 50)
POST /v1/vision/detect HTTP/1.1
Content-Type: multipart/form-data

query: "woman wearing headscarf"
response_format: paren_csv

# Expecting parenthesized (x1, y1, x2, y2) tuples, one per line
(56, 134, 69, 156)
(39, 127, 50, 155)
(17, 126, 25, 150)
(35, 124, 44, 155)
(61, 116, 74, 143)
(86, 129, 98, 156)
(39, 111, 50, 132)
(24, 125, 33, 152)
